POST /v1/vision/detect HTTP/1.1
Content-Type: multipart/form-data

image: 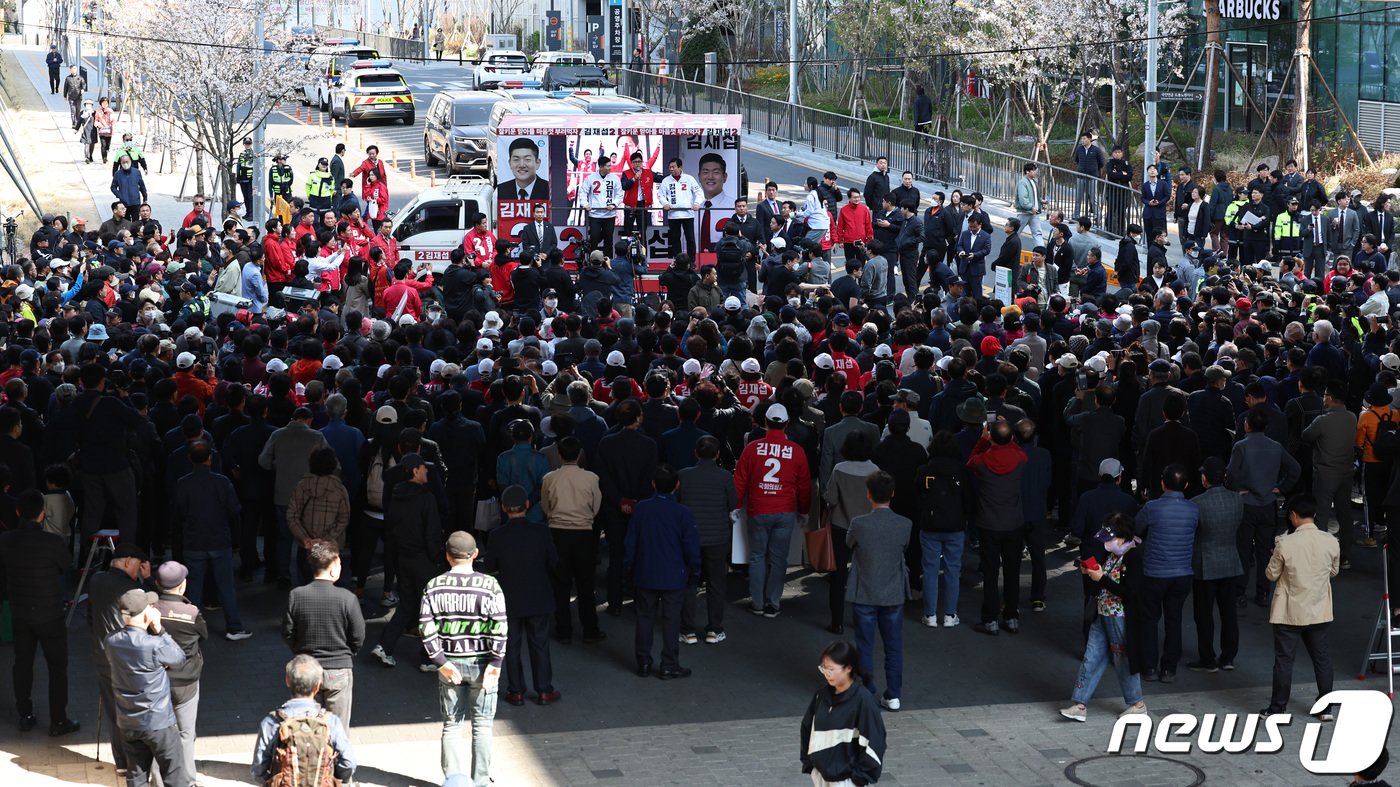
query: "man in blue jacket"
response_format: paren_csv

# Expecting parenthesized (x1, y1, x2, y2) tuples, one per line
(625, 465, 699, 680)
(110, 155, 148, 214)
(1137, 464, 1201, 683)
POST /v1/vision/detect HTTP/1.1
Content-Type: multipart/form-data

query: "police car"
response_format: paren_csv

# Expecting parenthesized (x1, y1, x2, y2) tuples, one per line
(330, 60, 415, 127)
(389, 175, 495, 273)
(302, 40, 380, 112)
(472, 50, 537, 90)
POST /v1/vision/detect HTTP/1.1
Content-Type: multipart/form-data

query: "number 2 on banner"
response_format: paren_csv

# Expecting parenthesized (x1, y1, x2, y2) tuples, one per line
(762, 457, 781, 485)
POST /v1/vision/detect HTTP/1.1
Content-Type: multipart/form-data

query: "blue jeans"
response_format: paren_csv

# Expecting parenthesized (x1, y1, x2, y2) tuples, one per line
(852, 603, 904, 700)
(439, 658, 497, 785)
(747, 512, 795, 611)
(919, 531, 964, 618)
(719, 280, 747, 302)
(1072, 613, 1142, 705)
(804, 228, 831, 283)
(184, 548, 243, 630)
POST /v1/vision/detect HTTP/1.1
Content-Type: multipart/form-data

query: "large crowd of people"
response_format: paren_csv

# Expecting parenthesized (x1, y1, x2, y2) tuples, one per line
(4, 108, 1400, 785)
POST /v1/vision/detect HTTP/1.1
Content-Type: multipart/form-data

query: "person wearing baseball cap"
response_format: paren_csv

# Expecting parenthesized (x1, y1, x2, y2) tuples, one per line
(152, 560, 208, 780)
(735, 401, 810, 620)
(479, 484, 561, 704)
(372, 452, 444, 670)
(105, 586, 189, 787)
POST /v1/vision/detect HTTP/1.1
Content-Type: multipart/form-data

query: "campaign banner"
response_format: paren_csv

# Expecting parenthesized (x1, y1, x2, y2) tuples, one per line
(493, 114, 743, 267)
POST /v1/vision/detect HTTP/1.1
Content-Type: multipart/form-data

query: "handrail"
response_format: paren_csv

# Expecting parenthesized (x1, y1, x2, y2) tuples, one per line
(617, 67, 1144, 240)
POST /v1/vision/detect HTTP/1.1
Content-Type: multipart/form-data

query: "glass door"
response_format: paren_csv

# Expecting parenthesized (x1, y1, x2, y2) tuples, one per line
(1226, 41, 1268, 133)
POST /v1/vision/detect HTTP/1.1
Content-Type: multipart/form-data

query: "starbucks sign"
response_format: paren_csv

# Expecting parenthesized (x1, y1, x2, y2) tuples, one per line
(1218, 0, 1282, 20)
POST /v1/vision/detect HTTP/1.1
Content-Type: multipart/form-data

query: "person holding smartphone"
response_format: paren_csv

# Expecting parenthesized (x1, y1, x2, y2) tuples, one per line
(1060, 513, 1147, 722)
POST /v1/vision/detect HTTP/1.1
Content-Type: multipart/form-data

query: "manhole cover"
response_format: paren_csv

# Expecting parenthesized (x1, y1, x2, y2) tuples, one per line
(1065, 754, 1206, 787)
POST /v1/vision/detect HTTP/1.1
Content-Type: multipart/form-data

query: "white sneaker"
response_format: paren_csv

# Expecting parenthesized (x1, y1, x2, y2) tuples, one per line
(879, 696, 901, 712)
(1060, 704, 1087, 722)
(371, 644, 397, 667)
(941, 614, 960, 628)
(704, 630, 727, 644)
(921, 615, 939, 628)
(679, 632, 698, 645)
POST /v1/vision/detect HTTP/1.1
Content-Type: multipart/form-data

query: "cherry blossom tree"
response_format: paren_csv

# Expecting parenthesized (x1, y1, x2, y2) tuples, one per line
(97, 0, 311, 203)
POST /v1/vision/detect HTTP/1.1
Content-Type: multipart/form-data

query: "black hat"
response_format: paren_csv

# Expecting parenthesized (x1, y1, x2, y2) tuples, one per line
(400, 453, 426, 473)
(509, 419, 534, 442)
(112, 543, 150, 562)
(1366, 384, 1393, 408)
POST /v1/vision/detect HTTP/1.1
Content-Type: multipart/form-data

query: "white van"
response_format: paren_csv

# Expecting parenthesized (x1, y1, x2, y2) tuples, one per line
(389, 176, 495, 273)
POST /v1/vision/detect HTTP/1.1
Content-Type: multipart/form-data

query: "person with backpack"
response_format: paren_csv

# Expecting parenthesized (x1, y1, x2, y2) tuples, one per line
(1356, 383, 1399, 548)
(914, 432, 972, 628)
(251, 655, 356, 786)
(713, 223, 753, 302)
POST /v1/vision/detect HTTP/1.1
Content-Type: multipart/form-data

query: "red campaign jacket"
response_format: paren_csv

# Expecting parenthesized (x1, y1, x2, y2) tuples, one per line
(831, 352, 862, 392)
(621, 167, 655, 208)
(350, 158, 387, 194)
(832, 203, 873, 245)
(368, 233, 399, 265)
(363, 180, 389, 220)
(263, 235, 295, 284)
(735, 428, 812, 516)
(463, 228, 497, 264)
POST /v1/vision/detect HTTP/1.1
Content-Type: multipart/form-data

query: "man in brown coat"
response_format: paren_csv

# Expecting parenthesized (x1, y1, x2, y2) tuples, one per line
(1262, 494, 1339, 719)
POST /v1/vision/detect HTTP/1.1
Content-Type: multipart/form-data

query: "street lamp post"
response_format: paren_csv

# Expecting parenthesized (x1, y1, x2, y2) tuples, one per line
(1144, 0, 1159, 162)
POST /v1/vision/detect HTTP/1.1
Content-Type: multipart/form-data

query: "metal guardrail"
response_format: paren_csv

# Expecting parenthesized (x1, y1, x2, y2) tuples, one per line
(314, 26, 424, 62)
(620, 68, 1144, 240)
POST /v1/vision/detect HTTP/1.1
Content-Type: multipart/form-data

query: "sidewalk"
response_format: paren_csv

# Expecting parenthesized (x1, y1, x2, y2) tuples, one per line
(5, 39, 428, 231)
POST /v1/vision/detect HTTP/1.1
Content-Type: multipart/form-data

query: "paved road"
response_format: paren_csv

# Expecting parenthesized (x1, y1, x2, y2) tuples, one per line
(269, 60, 1037, 285)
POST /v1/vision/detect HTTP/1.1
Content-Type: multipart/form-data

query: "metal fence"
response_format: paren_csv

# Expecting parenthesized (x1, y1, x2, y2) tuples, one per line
(620, 68, 1144, 240)
(314, 26, 424, 62)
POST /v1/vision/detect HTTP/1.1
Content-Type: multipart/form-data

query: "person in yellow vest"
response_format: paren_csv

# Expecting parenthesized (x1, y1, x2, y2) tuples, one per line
(1222, 187, 1248, 262)
(268, 153, 294, 202)
(1272, 195, 1302, 260)
(306, 157, 336, 212)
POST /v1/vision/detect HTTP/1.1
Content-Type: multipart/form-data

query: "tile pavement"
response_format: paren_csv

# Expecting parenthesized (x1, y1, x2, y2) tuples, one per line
(1, 534, 1397, 785)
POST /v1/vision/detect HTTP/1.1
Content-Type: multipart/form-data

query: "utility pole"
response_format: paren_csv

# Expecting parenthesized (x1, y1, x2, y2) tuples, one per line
(253, 8, 266, 226)
(1144, 0, 1158, 164)
(787, 0, 797, 105)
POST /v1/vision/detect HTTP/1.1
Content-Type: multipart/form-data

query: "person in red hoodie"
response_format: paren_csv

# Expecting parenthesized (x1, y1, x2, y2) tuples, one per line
(293, 209, 317, 245)
(966, 420, 1029, 636)
(832, 188, 873, 265)
(262, 227, 295, 296)
(172, 351, 215, 414)
(734, 403, 811, 618)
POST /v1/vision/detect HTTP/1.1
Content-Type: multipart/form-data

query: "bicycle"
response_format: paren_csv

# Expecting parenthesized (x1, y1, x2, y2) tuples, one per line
(1, 210, 22, 266)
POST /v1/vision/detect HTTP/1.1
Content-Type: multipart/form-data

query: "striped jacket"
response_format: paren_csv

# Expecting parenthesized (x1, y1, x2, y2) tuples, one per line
(800, 682, 885, 784)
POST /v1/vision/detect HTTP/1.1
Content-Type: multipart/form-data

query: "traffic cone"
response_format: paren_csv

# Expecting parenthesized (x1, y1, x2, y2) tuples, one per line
(391, 150, 398, 170)
(430, 171, 436, 188)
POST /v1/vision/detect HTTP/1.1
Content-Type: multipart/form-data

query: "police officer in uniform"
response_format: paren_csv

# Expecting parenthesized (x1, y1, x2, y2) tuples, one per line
(1272, 196, 1302, 261)
(175, 282, 209, 323)
(268, 153, 294, 202)
(306, 157, 336, 212)
(236, 137, 255, 209)
(1222, 186, 1249, 262)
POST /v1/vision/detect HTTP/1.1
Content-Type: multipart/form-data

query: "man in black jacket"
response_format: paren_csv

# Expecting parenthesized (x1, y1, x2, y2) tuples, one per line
(990, 218, 1024, 291)
(596, 401, 658, 615)
(88, 543, 150, 772)
(864, 157, 891, 210)
(153, 561, 208, 782)
(372, 453, 445, 669)
(895, 201, 924, 296)
(439, 248, 485, 321)
(170, 440, 251, 640)
(0, 490, 78, 735)
(483, 485, 560, 706)
(1116, 224, 1143, 290)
